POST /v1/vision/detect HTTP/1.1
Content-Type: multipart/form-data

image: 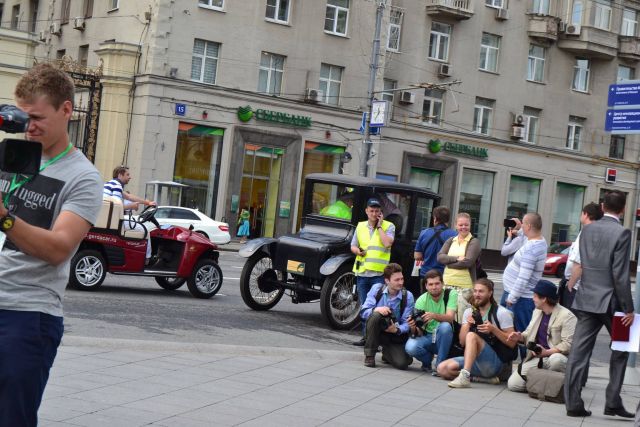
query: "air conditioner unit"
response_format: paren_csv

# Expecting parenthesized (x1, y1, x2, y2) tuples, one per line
(73, 17, 85, 30)
(558, 21, 567, 32)
(38, 30, 47, 41)
(305, 88, 323, 103)
(399, 90, 415, 104)
(496, 8, 509, 20)
(438, 63, 452, 77)
(50, 22, 61, 36)
(511, 124, 526, 139)
(514, 114, 524, 125)
(168, 67, 178, 78)
(566, 24, 581, 35)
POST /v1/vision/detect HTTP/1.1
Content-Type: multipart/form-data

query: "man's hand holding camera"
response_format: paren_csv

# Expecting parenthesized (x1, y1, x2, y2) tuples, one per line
(468, 312, 497, 335)
(374, 306, 399, 333)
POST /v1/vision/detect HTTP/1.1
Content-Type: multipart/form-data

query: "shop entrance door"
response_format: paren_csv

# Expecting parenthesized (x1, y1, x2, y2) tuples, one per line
(240, 144, 284, 238)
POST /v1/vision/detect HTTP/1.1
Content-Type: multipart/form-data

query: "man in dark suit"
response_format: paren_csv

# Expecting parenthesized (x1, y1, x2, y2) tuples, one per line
(564, 190, 635, 418)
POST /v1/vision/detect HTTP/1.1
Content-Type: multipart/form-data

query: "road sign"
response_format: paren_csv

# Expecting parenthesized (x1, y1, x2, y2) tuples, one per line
(605, 109, 640, 134)
(607, 81, 640, 107)
(359, 112, 379, 135)
(175, 103, 186, 116)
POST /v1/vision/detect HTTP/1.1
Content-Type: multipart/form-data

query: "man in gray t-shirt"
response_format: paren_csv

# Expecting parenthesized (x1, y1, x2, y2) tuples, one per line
(0, 64, 103, 426)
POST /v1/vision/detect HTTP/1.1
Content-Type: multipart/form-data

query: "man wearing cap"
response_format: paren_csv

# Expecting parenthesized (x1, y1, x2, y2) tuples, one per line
(351, 197, 395, 346)
(506, 280, 577, 392)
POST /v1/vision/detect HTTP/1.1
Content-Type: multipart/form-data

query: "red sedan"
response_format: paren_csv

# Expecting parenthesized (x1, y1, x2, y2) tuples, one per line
(544, 242, 572, 278)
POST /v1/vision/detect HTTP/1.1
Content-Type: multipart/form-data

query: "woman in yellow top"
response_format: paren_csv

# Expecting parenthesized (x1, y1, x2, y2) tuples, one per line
(437, 213, 481, 321)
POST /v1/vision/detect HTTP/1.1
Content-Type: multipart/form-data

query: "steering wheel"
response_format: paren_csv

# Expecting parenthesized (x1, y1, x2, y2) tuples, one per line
(138, 205, 158, 224)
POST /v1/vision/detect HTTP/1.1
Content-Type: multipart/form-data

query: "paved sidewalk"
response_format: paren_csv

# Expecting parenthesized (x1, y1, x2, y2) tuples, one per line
(40, 337, 639, 427)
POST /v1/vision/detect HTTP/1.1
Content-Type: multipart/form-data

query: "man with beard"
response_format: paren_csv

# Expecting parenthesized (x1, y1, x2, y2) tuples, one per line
(437, 278, 517, 387)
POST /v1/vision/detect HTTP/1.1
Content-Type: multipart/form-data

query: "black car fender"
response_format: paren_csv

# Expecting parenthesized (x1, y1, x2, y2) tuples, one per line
(319, 253, 355, 276)
(238, 237, 278, 258)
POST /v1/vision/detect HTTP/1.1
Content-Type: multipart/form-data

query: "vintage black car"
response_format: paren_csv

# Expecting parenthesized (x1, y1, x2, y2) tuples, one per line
(239, 173, 440, 330)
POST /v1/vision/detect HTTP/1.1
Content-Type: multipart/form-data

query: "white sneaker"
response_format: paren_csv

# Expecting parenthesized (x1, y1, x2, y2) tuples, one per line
(448, 370, 471, 388)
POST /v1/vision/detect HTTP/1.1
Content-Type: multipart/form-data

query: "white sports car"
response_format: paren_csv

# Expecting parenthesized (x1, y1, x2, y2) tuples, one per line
(145, 206, 231, 245)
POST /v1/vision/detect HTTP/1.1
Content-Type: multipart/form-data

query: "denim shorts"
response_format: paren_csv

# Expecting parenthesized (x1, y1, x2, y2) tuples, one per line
(452, 340, 503, 378)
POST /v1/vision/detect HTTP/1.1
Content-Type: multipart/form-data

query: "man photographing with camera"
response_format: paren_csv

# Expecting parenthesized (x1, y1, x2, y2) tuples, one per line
(0, 63, 103, 426)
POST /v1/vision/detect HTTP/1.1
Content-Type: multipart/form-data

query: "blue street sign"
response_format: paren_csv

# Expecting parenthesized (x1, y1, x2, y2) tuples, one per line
(359, 112, 379, 135)
(175, 103, 186, 116)
(607, 81, 640, 107)
(605, 109, 640, 134)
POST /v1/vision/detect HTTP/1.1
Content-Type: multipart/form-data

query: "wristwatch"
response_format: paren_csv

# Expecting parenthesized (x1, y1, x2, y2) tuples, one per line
(0, 212, 15, 232)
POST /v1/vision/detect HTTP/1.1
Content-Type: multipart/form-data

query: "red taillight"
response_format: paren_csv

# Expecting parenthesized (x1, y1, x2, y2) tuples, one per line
(219, 225, 229, 232)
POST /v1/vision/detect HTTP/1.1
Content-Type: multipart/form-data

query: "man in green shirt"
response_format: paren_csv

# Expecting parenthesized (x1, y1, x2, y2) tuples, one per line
(405, 269, 457, 373)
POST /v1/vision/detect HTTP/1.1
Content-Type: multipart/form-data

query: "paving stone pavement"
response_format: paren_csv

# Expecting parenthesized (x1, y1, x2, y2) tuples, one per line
(39, 338, 640, 427)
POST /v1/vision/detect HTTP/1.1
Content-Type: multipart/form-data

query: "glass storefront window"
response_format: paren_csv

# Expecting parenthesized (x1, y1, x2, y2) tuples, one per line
(459, 169, 494, 247)
(551, 182, 585, 243)
(409, 167, 441, 193)
(507, 175, 541, 219)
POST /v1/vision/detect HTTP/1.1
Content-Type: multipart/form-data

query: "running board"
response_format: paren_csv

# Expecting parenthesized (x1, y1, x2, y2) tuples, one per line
(111, 270, 180, 277)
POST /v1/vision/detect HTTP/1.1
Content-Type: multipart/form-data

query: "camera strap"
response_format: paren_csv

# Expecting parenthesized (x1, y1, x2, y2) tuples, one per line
(3, 142, 73, 207)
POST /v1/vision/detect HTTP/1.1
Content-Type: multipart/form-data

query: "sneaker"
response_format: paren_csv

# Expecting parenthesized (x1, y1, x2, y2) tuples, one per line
(431, 370, 440, 377)
(448, 370, 471, 388)
(471, 376, 500, 385)
(364, 356, 376, 368)
(421, 364, 432, 373)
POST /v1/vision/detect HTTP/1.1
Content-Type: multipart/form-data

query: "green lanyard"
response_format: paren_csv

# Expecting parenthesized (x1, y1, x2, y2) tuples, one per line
(3, 143, 73, 207)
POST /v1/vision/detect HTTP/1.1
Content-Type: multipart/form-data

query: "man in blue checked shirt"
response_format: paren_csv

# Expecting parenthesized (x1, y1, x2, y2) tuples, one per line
(361, 263, 415, 370)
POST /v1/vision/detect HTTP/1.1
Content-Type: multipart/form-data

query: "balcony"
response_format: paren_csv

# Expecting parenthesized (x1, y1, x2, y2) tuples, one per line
(557, 26, 618, 59)
(527, 14, 560, 43)
(425, 0, 473, 20)
(618, 36, 640, 61)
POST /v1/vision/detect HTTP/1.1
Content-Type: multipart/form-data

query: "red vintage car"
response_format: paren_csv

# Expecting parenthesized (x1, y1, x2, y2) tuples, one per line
(68, 199, 223, 298)
(543, 242, 572, 278)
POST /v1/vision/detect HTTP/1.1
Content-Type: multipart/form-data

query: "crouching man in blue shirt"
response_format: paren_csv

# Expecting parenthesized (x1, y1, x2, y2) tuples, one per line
(361, 263, 415, 370)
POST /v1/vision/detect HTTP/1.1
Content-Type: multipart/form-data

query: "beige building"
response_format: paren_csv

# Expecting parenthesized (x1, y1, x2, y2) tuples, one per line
(1, 0, 639, 260)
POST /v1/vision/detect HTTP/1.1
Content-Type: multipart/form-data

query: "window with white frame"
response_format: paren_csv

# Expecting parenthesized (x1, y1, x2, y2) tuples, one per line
(258, 52, 285, 95)
(485, 0, 503, 8)
(622, 9, 637, 36)
(609, 135, 625, 159)
(266, 0, 290, 23)
(618, 65, 635, 81)
(381, 79, 397, 103)
(191, 39, 220, 84)
(422, 89, 444, 126)
(570, 0, 583, 24)
(319, 63, 343, 105)
(429, 22, 451, 62)
(109, 0, 119, 10)
(199, 0, 223, 10)
(572, 58, 590, 92)
(532, 0, 550, 14)
(325, 0, 349, 36)
(566, 117, 583, 150)
(527, 45, 545, 82)
(473, 97, 494, 135)
(387, 7, 403, 51)
(479, 33, 500, 73)
(593, 0, 611, 30)
(523, 107, 540, 144)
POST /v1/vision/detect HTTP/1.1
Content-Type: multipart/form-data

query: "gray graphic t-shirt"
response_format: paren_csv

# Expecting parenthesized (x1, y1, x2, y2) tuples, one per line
(0, 149, 103, 316)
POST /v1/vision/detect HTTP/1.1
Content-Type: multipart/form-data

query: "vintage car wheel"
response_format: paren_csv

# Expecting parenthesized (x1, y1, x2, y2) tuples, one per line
(320, 264, 359, 330)
(69, 250, 107, 291)
(187, 259, 223, 298)
(555, 263, 566, 278)
(240, 253, 285, 310)
(155, 277, 186, 290)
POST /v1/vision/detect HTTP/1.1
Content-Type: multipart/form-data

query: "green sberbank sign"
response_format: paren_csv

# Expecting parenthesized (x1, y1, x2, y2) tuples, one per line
(428, 139, 488, 159)
(237, 105, 312, 128)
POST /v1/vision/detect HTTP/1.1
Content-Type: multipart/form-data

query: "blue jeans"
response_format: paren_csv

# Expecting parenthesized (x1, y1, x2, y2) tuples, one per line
(452, 340, 503, 378)
(0, 310, 64, 427)
(500, 291, 534, 359)
(405, 322, 453, 368)
(357, 275, 384, 335)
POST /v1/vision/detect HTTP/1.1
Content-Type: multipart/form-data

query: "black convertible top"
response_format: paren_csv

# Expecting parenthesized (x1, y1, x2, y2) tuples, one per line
(305, 173, 439, 197)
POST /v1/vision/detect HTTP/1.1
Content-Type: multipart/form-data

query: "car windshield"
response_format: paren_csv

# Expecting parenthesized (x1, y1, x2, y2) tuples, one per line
(310, 183, 354, 221)
(548, 243, 570, 254)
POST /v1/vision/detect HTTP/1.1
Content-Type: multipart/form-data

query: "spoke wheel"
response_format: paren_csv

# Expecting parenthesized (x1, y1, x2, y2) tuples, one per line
(69, 250, 107, 291)
(240, 253, 284, 310)
(320, 264, 359, 330)
(187, 259, 223, 298)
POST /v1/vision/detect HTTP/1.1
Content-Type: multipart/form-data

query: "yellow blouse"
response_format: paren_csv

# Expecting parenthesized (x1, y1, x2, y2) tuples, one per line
(443, 234, 473, 288)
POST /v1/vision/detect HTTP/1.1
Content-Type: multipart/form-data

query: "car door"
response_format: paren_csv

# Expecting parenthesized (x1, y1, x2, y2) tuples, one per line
(168, 208, 201, 229)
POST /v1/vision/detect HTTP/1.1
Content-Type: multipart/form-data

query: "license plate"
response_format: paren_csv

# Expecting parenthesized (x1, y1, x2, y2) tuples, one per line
(287, 260, 305, 274)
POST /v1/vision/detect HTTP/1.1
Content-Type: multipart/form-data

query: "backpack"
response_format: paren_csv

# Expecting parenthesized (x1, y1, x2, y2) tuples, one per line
(480, 305, 518, 363)
(443, 289, 464, 358)
(519, 359, 565, 404)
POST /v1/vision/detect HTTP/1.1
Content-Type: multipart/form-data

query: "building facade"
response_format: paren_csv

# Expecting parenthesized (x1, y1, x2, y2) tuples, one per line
(1, 0, 639, 258)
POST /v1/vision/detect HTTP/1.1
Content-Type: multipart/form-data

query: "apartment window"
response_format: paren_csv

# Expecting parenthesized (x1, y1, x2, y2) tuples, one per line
(532, 0, 550, 15)
(571, 0, 583, 24)
(191, 39, 220, 84)
(593, 0, 611, 30)
(473, 98, 494, 135)
(258, 52, 285, 95)
(11, 4, 19, 29)
(109, 0, 119, 10)
(56, 49, 66, 59)
(60, 0, 70, 23)
(429, 22, 451, 62)
(387, 7, 403, 51)
(609, 135, 625, 159)
(319, 63, 343, 105)
(381, 79, 396, 102)
(618, 66, 635, 81)
(527, 45, 545, 82)
(479, 33, 500, 73)
(622, 9, 637, 36)
(485, 0, 503, 8)
(199, 0, 223, 10)
(30, 0, 39, 32)
(566, 117, 583, 150)
(572, 58, 589, 92)
(523, 107, 540, 144)
(266, 0, 290, 23)
(422, 89, 444, 126)
(83, 0, 94, 18)
(78, 45, 89, 68)
(325, 0, 349, 36)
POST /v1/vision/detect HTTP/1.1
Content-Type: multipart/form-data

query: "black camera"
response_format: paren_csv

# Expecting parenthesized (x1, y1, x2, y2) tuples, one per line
(380, 314, 397, 330)
(503, 218, 517, 228)
(0, 105, 41, 175)
(527, 341, 543, 355)
(470, 308, 483, 330)
(411, 309, 426, 329)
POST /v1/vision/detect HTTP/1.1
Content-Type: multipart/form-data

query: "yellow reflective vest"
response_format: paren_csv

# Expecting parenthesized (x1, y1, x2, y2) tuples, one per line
(353, 220, 392, 274)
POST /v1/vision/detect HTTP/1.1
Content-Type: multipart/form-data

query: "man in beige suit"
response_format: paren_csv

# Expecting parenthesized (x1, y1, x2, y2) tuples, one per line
(507, 280, 576, 392)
